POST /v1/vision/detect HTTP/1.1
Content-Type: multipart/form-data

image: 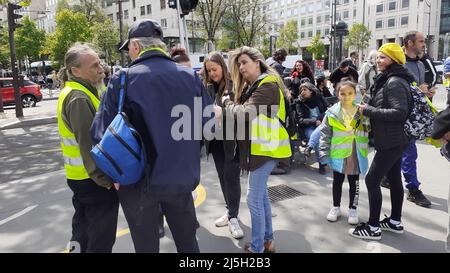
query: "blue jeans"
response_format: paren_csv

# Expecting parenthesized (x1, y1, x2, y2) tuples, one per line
(401, 139, 421, 190)
(246, 160, 277, 253)
(306, 126, 321, 163)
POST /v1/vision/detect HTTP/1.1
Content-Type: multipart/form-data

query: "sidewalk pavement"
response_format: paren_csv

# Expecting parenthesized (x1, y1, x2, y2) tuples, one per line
(0, 88, 59, 130)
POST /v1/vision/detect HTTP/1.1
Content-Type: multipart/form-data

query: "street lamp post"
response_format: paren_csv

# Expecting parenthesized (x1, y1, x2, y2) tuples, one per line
(420, 0, 432, 54)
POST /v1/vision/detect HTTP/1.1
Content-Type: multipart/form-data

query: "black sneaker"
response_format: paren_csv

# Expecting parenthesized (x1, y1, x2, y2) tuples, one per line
(349, 222, 381, 240)
(407, 188, 431, 208)
(304, 146, 313, 157)
(380, 177, 390, 189)
(380, 215, 404, 234)
(319, 163, 327, 175)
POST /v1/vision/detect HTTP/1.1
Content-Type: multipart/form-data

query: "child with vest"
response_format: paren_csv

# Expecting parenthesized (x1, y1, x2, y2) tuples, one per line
(319, 80, 369, 225)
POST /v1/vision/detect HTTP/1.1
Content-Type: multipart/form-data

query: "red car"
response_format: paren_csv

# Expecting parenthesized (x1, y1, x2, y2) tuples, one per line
(0, 78, 43, 107)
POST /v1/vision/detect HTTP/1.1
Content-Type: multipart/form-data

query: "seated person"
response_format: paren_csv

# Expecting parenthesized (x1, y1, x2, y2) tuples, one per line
(316, 76, 333, 97)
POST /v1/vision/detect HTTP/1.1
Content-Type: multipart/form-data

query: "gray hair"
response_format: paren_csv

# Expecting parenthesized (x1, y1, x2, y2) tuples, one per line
(130, 37, 167, 52)
(59, 43, 97, 84)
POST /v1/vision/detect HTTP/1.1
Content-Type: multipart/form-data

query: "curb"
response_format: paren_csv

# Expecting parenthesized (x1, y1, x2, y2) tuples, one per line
(0, 116, 57, 131)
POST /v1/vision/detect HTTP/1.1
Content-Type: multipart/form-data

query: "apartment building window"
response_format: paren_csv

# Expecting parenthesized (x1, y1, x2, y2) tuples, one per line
(401, 0, 409, 9)
(147, 4, 152, 14)
(325, 14, 330, 23)
(116, 12, 119, 20)
(107, 14, 113, 20)
(301, 32, 305, 38)
(325, 28, 330, 35)
(317, 15, 322, 24)
(376, 3, 383, 13)
(308, 30, 313, 37)
(343, 0, 349, 4)
(401, 16, 408, 26)
(353, 8, 356, 17)
(301, 18, 305, 26)
(324, 0, 330, 8)
(387, 18, 396, 27)
(140, 6, 145, 16)
(124, 10, 129, 19)
(316, 29, 321, 36)
(388, 1, 396, 11)
(107, 1, 112, 7)
(132, 0, 136, 9)
(133, 16, 136, 21)
(160, 0, 166, 10)
(308, 17, 313, 25)
(161, 18, 167, 28)
(343, 10, 349, 19)
(376, 20, 383, 29)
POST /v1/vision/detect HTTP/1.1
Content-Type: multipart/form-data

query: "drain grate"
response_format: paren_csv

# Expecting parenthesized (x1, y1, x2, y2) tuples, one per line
(268, 184, 304, 203)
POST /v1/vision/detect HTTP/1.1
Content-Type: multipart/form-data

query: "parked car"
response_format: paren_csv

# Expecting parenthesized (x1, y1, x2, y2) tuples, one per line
(0, 78, 43, 107)
(433, 60, 443, 84)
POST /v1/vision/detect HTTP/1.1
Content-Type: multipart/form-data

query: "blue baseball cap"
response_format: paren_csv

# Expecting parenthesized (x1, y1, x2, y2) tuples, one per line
(119, 19, 163, 51)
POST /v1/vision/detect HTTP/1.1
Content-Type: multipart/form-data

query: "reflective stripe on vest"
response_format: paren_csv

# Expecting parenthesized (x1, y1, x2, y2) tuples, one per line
(57, 81, 100, 180)
(328, 115, 369, 159)
(250, 75, 292, 158)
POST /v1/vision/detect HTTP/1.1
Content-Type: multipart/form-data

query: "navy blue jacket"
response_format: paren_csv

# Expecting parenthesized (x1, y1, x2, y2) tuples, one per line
(91, 49, 213, 194)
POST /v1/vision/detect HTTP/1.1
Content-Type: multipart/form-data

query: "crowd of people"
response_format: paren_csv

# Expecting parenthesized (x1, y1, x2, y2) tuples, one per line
(55, 19, 450, 253)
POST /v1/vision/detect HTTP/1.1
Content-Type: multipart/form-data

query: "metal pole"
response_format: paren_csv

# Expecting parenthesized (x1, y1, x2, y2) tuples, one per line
(192, 12, 195, 53)
(183, 15, 190, 53)
(118, 0, 125, 66)
(332, 0, 337, 70)
(8, 3, 23, 118)
(427, 1, 431, 54)
(176, 0, 186, 49)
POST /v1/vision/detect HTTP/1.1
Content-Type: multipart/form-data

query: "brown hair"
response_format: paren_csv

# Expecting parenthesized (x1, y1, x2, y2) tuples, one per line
(335, 80, 357, 96)
(202, 52, 231, 93)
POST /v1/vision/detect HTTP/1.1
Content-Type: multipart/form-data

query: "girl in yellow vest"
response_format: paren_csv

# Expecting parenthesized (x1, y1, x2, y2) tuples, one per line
(319, 80, 369, 225)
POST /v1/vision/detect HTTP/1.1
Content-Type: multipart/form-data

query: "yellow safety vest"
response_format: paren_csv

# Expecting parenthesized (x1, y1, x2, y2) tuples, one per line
(250, 75, 292, 158)
(328, 115, 368, 159)
(57, 81, 100, 180)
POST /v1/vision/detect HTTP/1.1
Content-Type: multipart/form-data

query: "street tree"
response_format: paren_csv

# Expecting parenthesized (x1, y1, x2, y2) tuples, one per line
(196, 0, 228, 51)
(222, 0, 267, 47)
(92, 18, 120, 66)
(47, 9, 92, 66)
(276, 19, 298, 54)
(307, 35, 326, 60)
(15, 16, 46, 71)
(0, 29, 10, 69)
(345, 23, 371, 63)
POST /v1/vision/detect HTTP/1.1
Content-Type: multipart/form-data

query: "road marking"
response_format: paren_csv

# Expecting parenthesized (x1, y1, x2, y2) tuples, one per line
(61, 183, 206, 252)
(0, 205, 38, 226)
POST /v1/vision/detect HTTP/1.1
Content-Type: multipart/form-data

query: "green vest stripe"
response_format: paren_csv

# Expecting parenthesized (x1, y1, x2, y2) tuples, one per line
(328, 115, 368, 160)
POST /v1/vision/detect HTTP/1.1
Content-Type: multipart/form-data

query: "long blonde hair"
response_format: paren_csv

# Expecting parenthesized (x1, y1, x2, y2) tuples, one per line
(229, 46, 283, 102)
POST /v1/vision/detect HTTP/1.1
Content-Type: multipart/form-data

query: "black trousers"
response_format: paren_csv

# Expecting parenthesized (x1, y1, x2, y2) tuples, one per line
(67, 179, 119, 253)
(118, 182, 199, 253)
(210, 140, 241, 219)
(365, 144, 408, 227)
(332, 171, 359, 209)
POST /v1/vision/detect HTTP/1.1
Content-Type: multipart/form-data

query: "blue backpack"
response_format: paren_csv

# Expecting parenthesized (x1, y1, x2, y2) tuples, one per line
(91, 69, 146, 185)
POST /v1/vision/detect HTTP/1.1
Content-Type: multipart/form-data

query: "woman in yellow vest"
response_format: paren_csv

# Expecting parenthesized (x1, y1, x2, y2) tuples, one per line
(319, 80, 369, 226)
(217, 46, 291, 253)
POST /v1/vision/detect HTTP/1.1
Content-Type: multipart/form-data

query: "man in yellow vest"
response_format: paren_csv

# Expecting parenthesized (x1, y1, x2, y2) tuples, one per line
(57, 43, 119, 253)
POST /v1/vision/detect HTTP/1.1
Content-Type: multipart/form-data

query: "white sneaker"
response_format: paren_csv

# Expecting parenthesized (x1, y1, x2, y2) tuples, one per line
(228, 218, 244, 239)
(348, 208, 359, 225)
(326, 207, 341, 222)
(215, 212, 229, 227)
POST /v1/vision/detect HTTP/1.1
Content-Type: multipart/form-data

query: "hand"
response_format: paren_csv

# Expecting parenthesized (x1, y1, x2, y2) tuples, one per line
(315, 120, 322, 126)
(113, 183, 120, 191)
(357, 103, 367, 114)
(419, 83, 429, 94)
(426, 86, 437, 98)
(213, 105, 223, 119)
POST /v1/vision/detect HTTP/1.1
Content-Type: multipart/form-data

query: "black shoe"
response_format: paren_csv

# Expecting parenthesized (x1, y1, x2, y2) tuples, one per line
(319, 163, 327, 175)
(159, 225, 165, 238)
(271, 167, 287, 175)
(407, 188, 431, 208)
(304, 146, 313, 157)
(379, 215, 404, 234)
(349, 222, 381, 240)
(380, 177, 390, 189)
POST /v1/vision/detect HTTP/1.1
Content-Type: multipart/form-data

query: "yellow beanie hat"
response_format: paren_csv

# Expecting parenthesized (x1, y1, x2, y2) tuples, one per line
(378, 43, 406, 65)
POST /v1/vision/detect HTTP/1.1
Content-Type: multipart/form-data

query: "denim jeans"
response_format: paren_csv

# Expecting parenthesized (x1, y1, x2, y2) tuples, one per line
(401, 139, 421, 190)
(246, 160, 277, 253)
(306, 126, 321, 163)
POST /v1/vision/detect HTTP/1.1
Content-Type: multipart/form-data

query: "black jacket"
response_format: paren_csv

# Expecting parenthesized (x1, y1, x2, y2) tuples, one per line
(294, 92, 328, 129)
(363, 64, 414, 151)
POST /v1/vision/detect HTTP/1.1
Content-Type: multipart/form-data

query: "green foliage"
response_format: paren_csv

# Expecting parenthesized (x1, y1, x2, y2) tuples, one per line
(276, 20, 298, 54)
(15, 16, 46, 64)
(307, 35, 326, 60)
(48, 9, 92, 65)
(0, 28, 10, 69)
(92, 18, 120, 65)
(344, 23, 371, 51)
(258, 36, 271, 59)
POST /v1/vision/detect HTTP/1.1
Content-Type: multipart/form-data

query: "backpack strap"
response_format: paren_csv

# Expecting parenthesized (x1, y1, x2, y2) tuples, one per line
(118, 68, 129, 113)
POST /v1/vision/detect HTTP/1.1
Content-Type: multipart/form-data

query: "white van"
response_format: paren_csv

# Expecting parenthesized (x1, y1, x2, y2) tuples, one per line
(190, 52, 230, 73)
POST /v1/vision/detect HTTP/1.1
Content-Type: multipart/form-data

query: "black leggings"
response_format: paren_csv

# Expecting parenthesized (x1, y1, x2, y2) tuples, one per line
(365, 144, 408, 227)
(332, 171, 359, 209)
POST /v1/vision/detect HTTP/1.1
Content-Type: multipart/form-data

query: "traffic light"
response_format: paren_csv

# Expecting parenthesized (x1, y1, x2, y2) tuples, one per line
(180, 0, 198, 16)
(7, 3, 23, 31)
